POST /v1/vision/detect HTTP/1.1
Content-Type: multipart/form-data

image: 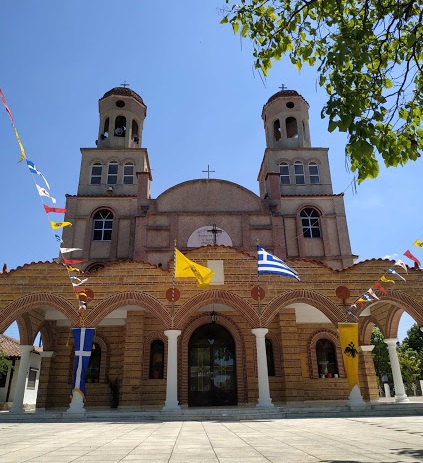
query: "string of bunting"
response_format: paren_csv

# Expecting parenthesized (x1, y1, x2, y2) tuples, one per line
(347, 243, 422, 317)
(0, 89, 93, 323)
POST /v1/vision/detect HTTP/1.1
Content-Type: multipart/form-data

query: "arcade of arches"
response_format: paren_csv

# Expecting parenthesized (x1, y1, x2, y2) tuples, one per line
(1, 247, 423, 411)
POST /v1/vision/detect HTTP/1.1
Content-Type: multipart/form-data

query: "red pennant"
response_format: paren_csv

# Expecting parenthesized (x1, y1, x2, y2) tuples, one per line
(0, 89, 14, 124)
(44, 205, 67, 214)
(404, 249, 421, 268)
(374, 281, 387, 295)
(63, 258, 83, 264)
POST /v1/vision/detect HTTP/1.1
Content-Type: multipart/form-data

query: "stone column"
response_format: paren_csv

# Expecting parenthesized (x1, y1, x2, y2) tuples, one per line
(384, 338, 409, 403)
(163, 329, 181, 410)
(359, 345, 379, 401)
(36, 351, 55, 410)
(252, 328, 274, 408)
(9, 345, 32, 414)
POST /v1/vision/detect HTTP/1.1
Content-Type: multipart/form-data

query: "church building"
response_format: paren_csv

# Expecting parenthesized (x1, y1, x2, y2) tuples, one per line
(1, 86, 422, 412)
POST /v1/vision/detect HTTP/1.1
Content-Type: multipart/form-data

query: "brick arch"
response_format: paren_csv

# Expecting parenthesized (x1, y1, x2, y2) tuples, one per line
(0, 293, 78, 335)
(262, 289, 345, 326)
(15, 315, 31, 346)
(357, 290, 423, 337)
(143, 331, 167, 380)
(34, 321, 55, 351)
(308, 328, 346, 379)
(174, 289, 259, 328)
(180, 313, 247, 405)
(360, 315, 384, 345)
(86, 291, 170, 327)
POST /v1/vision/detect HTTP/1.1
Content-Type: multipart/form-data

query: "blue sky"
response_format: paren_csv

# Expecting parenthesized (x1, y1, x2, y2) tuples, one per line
(1, 1, 421, 340)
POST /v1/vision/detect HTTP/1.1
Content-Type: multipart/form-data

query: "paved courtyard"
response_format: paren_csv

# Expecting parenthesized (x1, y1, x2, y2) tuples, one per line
(1, 416, 423, 463)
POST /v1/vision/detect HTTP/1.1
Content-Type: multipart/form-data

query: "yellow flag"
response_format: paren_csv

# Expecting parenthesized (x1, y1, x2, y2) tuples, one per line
(50, 221, 72, 230)
(338, 323, 360, 392)
(380, 275, 395, 284)
(13, 126, 26, 163)
(175, 249, 214, 288)
(413, 239, 423, 248)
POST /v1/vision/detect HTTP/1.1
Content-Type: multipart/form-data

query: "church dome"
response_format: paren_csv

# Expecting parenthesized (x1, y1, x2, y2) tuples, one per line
(265, 89, 308, 107)
(100, 87, 144, 105)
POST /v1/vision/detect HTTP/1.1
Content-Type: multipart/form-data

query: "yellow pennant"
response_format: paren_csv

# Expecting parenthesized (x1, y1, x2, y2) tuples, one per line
(380, 275, 395, 284)
(13, 126, 26, 163)
(413, 239, 423, 248)
(50, 221, 72, 230)
(66, 266, 81, 273)
(338, 323, 360, 392)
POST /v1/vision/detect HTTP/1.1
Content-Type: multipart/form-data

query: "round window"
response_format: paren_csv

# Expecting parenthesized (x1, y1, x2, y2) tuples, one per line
(116, 100, 125, 108)
(286, 101, 295, 108)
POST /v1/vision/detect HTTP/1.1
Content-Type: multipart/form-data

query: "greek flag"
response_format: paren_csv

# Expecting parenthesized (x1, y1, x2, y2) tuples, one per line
(26, 160, 50, 189)
(71, 328, 95, 398)
(257, 246, 300, 281)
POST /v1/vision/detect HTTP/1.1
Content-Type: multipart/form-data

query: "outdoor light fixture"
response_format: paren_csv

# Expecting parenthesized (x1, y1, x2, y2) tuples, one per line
(210, 310, 218, 323)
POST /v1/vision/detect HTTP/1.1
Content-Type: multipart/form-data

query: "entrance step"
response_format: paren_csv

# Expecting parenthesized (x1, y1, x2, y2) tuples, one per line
(2, 401, 423, 422)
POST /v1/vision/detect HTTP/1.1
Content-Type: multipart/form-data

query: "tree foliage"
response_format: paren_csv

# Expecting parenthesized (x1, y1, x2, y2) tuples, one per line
(221, 0, 423, 181)
(402, 322, 423, 378)
(0, 349, 11, 376)
(371, 326, 391, 381)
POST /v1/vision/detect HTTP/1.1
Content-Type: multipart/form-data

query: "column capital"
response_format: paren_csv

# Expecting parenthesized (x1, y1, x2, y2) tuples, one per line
(384, 338, 399, 346)
(252, 328, 269, 338)
(360, 345, 375, 352)
(164, 329, 181, 339)
(19, 345, 33, 354)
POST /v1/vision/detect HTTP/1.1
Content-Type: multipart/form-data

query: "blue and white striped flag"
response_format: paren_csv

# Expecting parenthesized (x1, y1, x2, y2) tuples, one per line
(71, 327, 95, 399)
(257, 246, 300, 281)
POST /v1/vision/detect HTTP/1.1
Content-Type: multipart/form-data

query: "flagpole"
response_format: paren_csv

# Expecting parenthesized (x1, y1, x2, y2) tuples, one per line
(256, 240, 262, 327)
(171, 240, 176, 329)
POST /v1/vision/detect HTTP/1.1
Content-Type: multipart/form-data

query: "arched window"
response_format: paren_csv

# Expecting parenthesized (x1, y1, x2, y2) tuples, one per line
(316, 339, 338, 377)
(309, 162, 320, 184)
(90, 163, 102, 185)
(294, 161, 305, 184)
(114, 116, 126, 137)
(279, 162, 290, 185)
(273, 119, 281, 141)
(265, 338, 275, 376)
(149, 340, 164, 379)
(286, 117, 298, 138)
(123, 162, 134, 184)
(132, 120, 139, 142)
(85, 343, 101, 383)
(107, 161, 118, 184)
(301, 208, 321, 238)
(103, 117, 109, 138)
(93, 210, 113, 241)
(86, 263, 105, 273)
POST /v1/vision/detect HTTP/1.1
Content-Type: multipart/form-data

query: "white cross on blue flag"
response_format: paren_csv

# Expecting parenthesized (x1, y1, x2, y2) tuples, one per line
(257, 246, 300, 281)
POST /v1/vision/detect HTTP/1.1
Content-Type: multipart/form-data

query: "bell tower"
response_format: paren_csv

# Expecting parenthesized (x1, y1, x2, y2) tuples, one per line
(63, 85, 152, 269)
(262, 89, 311, 149)
(97, 85, 147, 150)
(75, 86, 151, 198)
(258, 89, 356, 270)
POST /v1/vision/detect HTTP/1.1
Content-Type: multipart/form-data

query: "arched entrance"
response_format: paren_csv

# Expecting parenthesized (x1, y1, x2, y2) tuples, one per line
(188, 323, 237, 406)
